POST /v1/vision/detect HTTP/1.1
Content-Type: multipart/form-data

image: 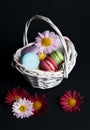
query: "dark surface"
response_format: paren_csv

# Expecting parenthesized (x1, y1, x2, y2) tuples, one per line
(0, 0, 90, 130)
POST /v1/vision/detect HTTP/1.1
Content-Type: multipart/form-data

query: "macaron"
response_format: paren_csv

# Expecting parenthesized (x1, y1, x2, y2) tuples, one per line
(39, 52, 47, 61)
(21, 52, 40, 69)
(21, 45, 39, 55)
(50, 50, 64, 65)
(40, 56, 58, 71)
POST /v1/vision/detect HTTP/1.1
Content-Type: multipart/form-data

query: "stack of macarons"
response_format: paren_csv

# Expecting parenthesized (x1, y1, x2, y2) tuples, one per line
(40, 50, 64, 72)
(20, 50, 64, 72)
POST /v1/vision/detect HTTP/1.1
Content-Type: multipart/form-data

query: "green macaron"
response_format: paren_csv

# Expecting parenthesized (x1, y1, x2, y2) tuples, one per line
(50, 50, 64, 65)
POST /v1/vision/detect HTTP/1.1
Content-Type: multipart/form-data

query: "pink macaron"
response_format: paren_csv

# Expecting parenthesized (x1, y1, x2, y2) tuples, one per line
(40, 56, 58, 71)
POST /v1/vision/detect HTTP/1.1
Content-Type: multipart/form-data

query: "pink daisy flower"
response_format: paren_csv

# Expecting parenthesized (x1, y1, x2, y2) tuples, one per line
(29, 93, 49, 116)
(35, 30, 61, 54)
(59, 90, 84, 112)
(5, 86, 30, 106)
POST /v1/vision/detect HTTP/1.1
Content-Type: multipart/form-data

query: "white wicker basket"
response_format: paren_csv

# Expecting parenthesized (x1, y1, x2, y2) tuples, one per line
(12, 15, 77, 89)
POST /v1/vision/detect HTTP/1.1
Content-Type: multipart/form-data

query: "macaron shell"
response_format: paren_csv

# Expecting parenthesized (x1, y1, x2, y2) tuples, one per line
(55, 50, 64, 62)
(21, 52, 40, 69)
(21, 45, 39, 55)
(50, 50, 64, 65)
(45, 56, 58, 70)
(39, 53, 47, 61)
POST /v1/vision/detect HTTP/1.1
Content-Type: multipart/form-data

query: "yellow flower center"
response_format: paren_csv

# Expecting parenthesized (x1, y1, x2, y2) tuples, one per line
(68, 98, 77, 107)
(19, 105, 27, 112)
(41, 38, 52, 47)
(14, 96, 20, 101)
(34, 101, 42, 110)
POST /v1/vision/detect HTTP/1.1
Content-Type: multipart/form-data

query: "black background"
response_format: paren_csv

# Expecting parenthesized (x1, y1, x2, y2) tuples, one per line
(0, 0, 90, 130)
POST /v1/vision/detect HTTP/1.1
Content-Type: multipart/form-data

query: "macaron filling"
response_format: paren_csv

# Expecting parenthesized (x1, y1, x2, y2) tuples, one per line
(45, 56, 58, 70)
(45, 60, 55, 71)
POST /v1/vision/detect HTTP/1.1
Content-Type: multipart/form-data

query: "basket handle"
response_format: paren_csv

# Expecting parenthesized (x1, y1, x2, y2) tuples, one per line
(23, 15, 68, 78)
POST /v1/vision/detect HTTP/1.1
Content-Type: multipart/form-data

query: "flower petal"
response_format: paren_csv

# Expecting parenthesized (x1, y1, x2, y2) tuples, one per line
(59, 90, 84, 112)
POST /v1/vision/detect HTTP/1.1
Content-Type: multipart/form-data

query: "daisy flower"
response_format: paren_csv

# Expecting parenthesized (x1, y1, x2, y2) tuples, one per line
(12, 98, 34, 119)
(29, 93, 49, 116)
(59, 90, 84, 112)
(5, 87, 30, 106)
(35, 30, 61, 54)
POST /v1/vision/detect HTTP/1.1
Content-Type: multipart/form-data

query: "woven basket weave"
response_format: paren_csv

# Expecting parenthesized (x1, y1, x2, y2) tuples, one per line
(12, 15, 77, 89)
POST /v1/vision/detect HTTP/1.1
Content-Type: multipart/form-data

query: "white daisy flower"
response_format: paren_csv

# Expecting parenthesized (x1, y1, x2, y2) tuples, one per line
(12, 98, 34, 119)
